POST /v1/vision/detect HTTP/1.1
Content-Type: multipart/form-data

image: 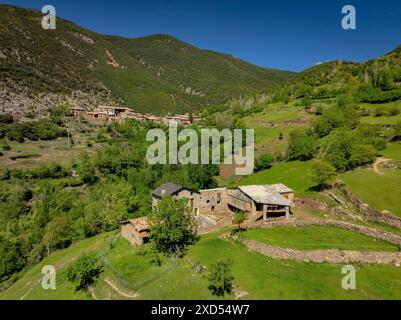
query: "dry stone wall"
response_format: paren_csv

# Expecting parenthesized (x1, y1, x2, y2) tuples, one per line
(229, 220, 401, 265)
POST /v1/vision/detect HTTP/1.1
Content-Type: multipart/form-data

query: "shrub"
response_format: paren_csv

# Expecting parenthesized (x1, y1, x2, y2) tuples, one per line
(31, 162, 69, 179)
(0, 237, 25, 281)
(0, 113, 13, 124)
(255, 154, 274, 172)
(233, 211, 248, 230)
(349, 144, 376, 168)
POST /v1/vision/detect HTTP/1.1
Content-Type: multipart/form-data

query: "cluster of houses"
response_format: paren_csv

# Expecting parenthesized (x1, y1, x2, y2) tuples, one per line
(121, 182, 295, 246)
(71, 105, 201, 126)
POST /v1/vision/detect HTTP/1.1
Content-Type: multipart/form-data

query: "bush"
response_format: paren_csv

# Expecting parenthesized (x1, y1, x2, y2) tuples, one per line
(349, 144, 376, 168)
(31, 162, 69, 179)
(233, 211, 248, 230)
(67, 253, 102, 291)
(2, 145, 11, 151)
(0, 113, 14, 124)
(207, 259, 234, 297)
(255, 154, 274, 172)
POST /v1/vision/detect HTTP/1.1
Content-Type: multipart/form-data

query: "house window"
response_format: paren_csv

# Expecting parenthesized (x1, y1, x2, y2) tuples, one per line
(217, 193, 221, 204)
(211, 206, 215, 211)
(207, 200, 210, 204)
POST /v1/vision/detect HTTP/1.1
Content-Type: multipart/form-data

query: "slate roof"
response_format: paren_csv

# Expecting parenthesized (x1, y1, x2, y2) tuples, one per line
(237, 185, 293, 207)
(152, 182, 184, 198)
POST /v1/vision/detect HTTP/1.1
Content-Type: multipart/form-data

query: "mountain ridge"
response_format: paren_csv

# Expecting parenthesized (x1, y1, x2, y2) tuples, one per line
(0, 4, 295, 116)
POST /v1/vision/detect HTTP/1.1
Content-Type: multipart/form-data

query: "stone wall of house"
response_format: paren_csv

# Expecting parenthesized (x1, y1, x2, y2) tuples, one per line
(121, 224, 143, 246)
(335, 182, 401, 229)
(195, 189, 229, 215)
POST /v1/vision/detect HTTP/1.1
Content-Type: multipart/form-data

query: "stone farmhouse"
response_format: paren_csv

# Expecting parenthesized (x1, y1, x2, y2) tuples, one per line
(152, 182, 294, 220)
(122, 182, 294, 246)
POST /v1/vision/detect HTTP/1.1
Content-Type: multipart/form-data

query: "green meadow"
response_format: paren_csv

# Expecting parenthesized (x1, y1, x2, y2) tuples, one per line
(341, 168, 401, 218)
(240, 160, 315, 196)
(2, 231, 401, 300)
(243, 226, 399, 252)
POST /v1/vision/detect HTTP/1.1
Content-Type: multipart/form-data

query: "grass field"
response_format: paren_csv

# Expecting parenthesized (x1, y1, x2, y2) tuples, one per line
(239, 160, 315, 196)
(341, 168, 401, 218)
(0, 131, 98, 170)
(243, 226, 399, 252)
(2, 230, 401, 300)
(361, 114, 401, 125)
(380, 143, 401, 160)
(360, 101, 401, 125)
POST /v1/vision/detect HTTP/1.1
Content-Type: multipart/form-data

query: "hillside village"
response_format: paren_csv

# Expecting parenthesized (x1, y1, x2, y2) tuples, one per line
(70, 105, 201, 126)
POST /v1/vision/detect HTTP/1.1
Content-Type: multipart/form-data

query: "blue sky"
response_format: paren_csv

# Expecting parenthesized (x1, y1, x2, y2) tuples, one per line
(2, 0, 401, 71)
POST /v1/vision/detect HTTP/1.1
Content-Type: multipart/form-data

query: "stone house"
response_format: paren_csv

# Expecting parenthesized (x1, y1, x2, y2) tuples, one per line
(151, 182, 198, 213)
(122, 182, 294, 246)
(120, 217, 150, 246)
(151, 182, 294, 221)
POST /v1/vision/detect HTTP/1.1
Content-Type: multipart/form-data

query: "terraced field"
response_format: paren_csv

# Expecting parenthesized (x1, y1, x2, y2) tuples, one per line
(243, 226, 399, 252)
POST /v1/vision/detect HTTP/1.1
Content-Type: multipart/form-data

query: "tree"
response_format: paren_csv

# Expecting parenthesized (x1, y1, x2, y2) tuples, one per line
(311, 160, 336, 190)
(0, 237, 25, 281)
(207, 259, 234, 297)
(233, 211, 248, 231)
(287, 128, 318, 161)
(322, 129, 355, 171)
(77, 153, 98, 185)
(67, 253, 102, 291)
(148, 197, 198, 256)
(43, 217, 73, 252)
